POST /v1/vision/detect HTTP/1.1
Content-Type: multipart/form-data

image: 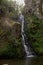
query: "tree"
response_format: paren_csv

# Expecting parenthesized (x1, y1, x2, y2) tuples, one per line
(39, 0, 43, 15)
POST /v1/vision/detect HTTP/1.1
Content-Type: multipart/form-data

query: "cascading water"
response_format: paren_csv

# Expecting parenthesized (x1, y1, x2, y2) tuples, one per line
(19, 13, 34, 57)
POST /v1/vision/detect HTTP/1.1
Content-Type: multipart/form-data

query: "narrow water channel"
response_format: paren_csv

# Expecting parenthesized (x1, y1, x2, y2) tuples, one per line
(19, 13, 34, 57)
(0, 56, 43, 65)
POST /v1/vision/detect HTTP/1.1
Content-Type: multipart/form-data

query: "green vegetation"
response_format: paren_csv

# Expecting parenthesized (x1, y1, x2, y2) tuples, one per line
(0, 23, 24, 58)
(0, 0, 25, 58)
(0, 0, 43, 59)
(25, 14, 43, 55)
(0, 0, 18, 19)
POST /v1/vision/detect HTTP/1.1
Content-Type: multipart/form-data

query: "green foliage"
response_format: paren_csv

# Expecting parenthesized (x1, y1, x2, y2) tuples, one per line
(25, 14, 43, 54)
(0, 0, 9, 16)
(0, 0, 25, 58)
(0, 23, 24, 58)
(0, 0, 18, 19)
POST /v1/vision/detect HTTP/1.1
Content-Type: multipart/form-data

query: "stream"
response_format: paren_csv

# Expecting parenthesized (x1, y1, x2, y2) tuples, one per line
(0, 56, 43, 65)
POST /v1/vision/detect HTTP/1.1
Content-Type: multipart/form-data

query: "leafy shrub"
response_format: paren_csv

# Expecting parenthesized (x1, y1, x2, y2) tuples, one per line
(25, 14, 43, 54)
(0, 24, 24, 58)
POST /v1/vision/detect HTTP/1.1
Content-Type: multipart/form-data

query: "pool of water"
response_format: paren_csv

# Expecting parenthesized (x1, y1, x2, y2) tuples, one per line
(0, 56, 43, 65)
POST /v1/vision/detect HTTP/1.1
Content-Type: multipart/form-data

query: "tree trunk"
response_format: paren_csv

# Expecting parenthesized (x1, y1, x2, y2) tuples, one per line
(39, 0, 43, 15)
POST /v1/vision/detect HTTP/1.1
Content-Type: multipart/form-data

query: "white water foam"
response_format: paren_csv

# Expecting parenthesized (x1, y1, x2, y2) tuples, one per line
(19, 13, 35, 57)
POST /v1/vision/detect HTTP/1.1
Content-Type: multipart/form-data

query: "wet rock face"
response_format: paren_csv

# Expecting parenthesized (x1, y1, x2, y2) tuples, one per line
(12, 23, 21, 38)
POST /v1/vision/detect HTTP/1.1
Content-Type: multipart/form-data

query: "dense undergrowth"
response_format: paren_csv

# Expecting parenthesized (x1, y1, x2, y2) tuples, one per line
(25, 13, 43, 55)
(0, 0, 25, 58)
(0, 22, 24, 58)
(0, 0, 43, 59)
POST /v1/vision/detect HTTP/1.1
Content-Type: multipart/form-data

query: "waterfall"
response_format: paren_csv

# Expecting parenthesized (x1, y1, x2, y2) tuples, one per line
(19, 13, 35, 57)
